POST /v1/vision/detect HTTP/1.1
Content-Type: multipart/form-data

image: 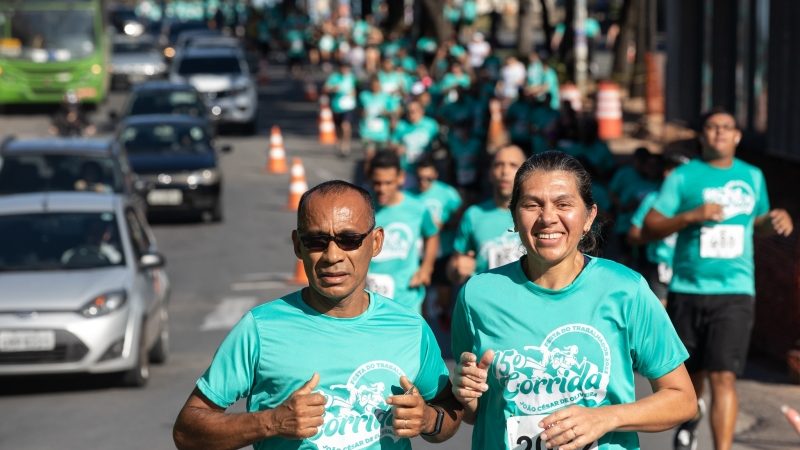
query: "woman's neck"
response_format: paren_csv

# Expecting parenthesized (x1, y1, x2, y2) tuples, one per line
(524, 252, 585, 290)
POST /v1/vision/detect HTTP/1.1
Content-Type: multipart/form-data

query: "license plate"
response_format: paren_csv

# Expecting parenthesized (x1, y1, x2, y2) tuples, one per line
(0, 330, 56, 352)
(147, 189, 183, 205)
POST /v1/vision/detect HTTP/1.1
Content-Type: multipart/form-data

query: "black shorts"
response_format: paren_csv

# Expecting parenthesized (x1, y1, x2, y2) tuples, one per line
(430, 255, 451, 286)
(333, 110, 355, 126)
(667, 292, 755, 375)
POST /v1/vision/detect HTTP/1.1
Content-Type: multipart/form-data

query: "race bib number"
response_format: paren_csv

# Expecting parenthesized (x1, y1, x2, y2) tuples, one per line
(365, 273, 395, 299)
(507, 415, 598, 450)
(486, 241, 523, 269)
(657, 262, 673, 284)
(367, 117, 385, 131)
(339, 94, 356, 110)
(700, 225, 744, 259)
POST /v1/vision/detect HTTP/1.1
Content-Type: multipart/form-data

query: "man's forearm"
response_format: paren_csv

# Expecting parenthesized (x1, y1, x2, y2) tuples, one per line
(174, 402, 275, 450)
(643, 211, 693, 241)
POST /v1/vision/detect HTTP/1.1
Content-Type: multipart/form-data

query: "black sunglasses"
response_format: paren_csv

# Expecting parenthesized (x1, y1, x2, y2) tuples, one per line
(299, 225, 375, 252)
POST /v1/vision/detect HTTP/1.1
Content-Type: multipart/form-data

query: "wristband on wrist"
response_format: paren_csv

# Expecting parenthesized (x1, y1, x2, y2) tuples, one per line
(420, 403, 445, 437)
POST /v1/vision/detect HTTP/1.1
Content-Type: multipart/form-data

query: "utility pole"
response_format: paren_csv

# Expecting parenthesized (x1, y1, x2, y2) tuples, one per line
(574, 0, 588, 95)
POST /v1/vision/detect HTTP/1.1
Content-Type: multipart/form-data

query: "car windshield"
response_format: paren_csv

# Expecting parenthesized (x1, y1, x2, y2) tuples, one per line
(121, 123, 211, 154)
(0, 212, 126, 271)
(4, 9, 97, 61)
(113, 40, 155, 54)
(168, 21, 207, 43)
(0, 154, 123, 195)
(128, 90, 206, 117)
(177, 56, 242, 75)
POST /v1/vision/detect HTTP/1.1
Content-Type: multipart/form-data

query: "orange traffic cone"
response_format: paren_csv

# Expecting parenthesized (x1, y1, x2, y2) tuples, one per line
(287, 158, 308, 211)
(291, 258, 308, 284)
(319, 105, 337, 145)
(266, 126, 288, 174)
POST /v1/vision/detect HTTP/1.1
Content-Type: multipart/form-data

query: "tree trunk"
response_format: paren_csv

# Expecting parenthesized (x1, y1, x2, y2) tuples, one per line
(539, 0, 553, 53)
(419, 0, 452, 42)
(517, 0, 535, 56)
(611, 0, 635, 80)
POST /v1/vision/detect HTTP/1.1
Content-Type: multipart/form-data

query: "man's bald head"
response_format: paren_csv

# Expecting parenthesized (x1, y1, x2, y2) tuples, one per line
(297, 180, 375, 232)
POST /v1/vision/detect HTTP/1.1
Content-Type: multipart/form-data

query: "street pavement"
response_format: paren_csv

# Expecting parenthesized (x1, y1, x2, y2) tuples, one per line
(0, 64, 799, 450)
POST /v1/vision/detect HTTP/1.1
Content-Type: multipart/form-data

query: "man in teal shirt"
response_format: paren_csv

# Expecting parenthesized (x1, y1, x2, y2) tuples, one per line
(643, 109, 794, 450)
(367, 151, 440, 312)
(324, 63, 357, 156)
(410, 155, 463, 325)
(449, 145, 527, 284)
(391, 100, 440, 184)
(173, 180, 462, 449)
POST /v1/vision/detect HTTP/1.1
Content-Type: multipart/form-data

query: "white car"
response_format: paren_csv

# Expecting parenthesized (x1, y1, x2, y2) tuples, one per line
(110, 35, 167, 89)
(169, 46, 258, 134)
(0, 192, 170, 387)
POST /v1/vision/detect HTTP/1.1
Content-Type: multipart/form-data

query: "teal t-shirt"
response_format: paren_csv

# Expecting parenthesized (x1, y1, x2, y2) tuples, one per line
(378, 70, 405, 97)
(392, 117, 439, 173)
(652, 158, 770, 295)
(359, 91, 395, 142)
(451, 257, 688, 450)
(197, 290, 449, 450)
(411, 180, 463, 256)
(631, 191, 676, 268)
(368, 195, 439, 310)
(447, 132, 482, 186)
(453, 199, 524, 274)
(286, 29, 306, 57)
(609, 168, 659, 235)
(325, 72, 357, 113)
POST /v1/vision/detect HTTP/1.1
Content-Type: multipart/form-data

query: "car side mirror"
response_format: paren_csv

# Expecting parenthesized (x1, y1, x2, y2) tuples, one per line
(140, 252, 165, 269)
(221, 144, 232, 153)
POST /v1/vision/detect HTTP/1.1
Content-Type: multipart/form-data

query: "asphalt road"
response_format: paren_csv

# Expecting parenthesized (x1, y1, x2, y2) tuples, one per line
(1, 65, 799, 450)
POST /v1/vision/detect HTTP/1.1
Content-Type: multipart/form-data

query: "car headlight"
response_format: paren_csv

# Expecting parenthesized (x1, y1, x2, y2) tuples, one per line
(186, 168, 220, 186)
(80, 290, 127, 318)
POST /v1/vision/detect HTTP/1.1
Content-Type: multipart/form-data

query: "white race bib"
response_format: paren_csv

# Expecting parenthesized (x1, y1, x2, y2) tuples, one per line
(487, 240, 524, 269)
(700, 225, 744, 259)
(367, 117, 385, 131)
(657, 262, 673, 284)
(339, 94, 356, 110)
(507, 415, 598, 450)
(365, 273, 395, 299)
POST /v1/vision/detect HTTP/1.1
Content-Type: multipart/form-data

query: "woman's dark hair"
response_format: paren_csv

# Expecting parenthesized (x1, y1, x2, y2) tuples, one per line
(509, 151, 600, 254)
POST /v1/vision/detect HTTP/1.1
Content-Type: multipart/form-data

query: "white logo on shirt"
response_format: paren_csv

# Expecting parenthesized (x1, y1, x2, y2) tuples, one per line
(310, 360, 407, 449)
(702, 180, 756, 220)
(373, 222, 414, 261)
(423, 198, 443, 224)
(495, 324, 611, 415)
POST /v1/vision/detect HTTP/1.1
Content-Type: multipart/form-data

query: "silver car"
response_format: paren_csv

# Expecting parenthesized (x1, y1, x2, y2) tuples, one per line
(110, 35, 167, 89)
(169, 46, 258, 134)
(0, 192, 170, 387)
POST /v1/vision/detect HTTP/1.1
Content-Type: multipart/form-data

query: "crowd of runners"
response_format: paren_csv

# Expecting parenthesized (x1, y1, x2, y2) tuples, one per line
(175, 4, 795, 450)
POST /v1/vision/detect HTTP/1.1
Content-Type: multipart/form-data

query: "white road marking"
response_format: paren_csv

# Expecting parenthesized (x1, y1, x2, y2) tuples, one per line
(201, 297, 258, 331)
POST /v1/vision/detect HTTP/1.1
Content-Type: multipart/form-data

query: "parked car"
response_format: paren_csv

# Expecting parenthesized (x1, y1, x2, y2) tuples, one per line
(0, 137, 147, 211)
(113, 81, 209, 122)
(169, 46, 258, 134)
(110, 35, 167, 89)
(0, 192, 170, 387)
(118, 115, 230, 221)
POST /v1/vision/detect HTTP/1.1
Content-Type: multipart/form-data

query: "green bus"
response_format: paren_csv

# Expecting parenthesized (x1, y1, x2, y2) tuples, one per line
(0, 0, 109, 105)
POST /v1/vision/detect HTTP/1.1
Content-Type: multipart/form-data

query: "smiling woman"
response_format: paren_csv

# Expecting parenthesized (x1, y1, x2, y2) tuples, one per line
(450, 152, 698, 450)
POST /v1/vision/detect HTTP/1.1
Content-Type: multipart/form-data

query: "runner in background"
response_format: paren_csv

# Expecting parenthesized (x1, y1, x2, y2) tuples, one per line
(628, 153, 688, 306)
(448, 145, 526, 285)
(323, 62, 358, 156)
(410, 155, 463, 328)
(367, 150, 439, 313)
(643, 109, 794, 450)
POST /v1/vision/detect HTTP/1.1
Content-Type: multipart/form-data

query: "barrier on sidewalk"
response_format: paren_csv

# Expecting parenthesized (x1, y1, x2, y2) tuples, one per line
(596, 81, 623, 140)
(560, 83, 583, 113)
